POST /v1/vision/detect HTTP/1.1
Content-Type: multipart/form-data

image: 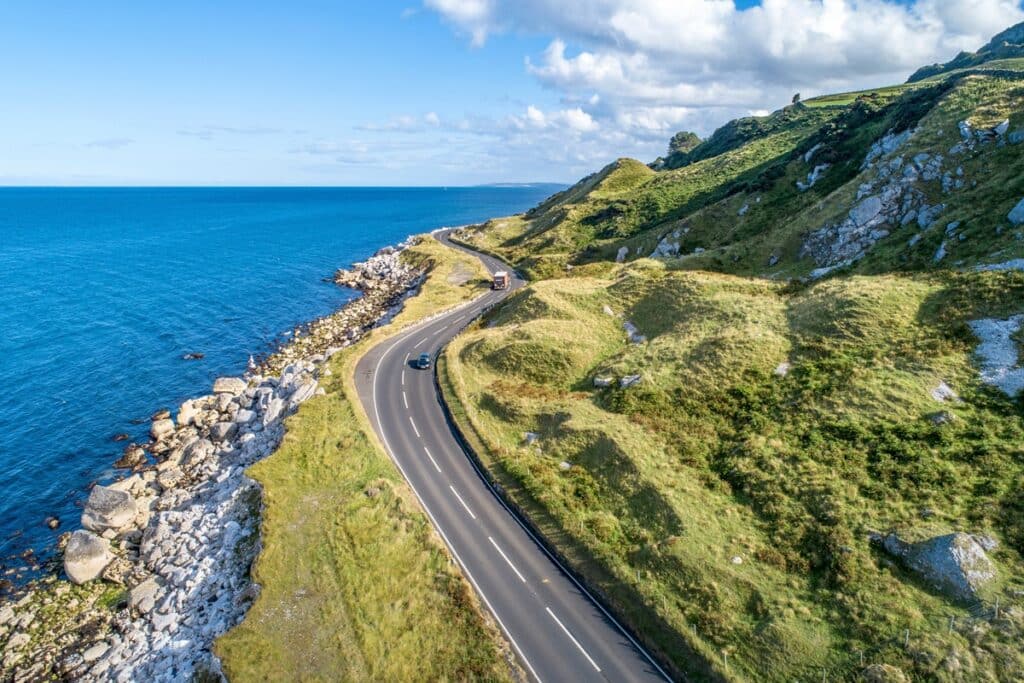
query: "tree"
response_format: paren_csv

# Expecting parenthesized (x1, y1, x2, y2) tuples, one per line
(792, 93, 802, 104)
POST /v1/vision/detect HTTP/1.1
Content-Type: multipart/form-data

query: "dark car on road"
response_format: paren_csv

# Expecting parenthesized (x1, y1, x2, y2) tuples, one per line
(416, 352, 431, 369)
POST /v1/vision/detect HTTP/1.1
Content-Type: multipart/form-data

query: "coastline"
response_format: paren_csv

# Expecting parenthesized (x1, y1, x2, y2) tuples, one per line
(0, 238, 430, 680)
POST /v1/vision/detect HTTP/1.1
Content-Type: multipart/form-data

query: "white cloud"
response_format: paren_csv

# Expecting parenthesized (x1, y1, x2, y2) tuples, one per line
(424, 0, 1024, 167)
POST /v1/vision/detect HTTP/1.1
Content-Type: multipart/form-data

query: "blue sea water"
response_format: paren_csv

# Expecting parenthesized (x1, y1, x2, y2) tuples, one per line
(0, 186, 557, 573)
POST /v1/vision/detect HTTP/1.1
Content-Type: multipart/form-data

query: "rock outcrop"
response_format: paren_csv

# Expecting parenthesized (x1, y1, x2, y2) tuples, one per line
(801, 127, 973, 276)
(876, 532, 997, 602)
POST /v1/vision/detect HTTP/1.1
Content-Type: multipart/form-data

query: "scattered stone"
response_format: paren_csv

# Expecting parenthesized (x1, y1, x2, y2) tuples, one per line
(797, 164, 830, 191)
(63, 530, 113, 584)
(623, 321, 646, 344)
(930, 381, 959, 403)
(651, 230, 683, 258)
(773, 362, 791, 378)
(620, 374, 642, 388)
(1009, 129, 1024, 145)
(928, 410, 956, 427)
(45, 516, 60, 530)
(615, 246, 629, 263)
(558, 461, 572, 472)
(523, 432, 539, 446)
(731, 556, 743, 565)
(112, 433, 131, 442)
(593, 377, 613, 388)
(81, 485, 137, 532)
(150, 408, 171, 421)
(82, 642, 110, 663)
(738, 203, 749, 217)
(1008, 198, 1024, 226)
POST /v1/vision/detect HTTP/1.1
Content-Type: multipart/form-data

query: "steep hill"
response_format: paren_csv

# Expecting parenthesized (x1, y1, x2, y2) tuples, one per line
(908, 21, 1024, 82)
(446, 24, 1024, 682)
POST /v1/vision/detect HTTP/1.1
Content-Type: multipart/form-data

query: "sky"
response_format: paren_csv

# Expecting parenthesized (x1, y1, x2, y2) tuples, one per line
(1, 0, 1022, 186)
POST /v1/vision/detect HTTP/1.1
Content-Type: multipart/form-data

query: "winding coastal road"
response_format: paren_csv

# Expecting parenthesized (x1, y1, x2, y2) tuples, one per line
(354, 232, 672, 683)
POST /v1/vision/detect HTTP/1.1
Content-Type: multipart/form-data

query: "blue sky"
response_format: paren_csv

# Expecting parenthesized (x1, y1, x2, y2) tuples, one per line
(1, 1, 1021, 185)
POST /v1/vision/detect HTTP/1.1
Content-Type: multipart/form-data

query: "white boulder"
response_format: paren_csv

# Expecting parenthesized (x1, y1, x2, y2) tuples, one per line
(212, 377, 247, 396)
(64, 530, 113, 584)
(81, 485, 138, 532)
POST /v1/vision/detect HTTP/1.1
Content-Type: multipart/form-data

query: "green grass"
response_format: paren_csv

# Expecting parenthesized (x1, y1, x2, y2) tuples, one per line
(456, 70, 1024, 285)
(443, 265, 1024, 681)
(216, 237, 517, 682)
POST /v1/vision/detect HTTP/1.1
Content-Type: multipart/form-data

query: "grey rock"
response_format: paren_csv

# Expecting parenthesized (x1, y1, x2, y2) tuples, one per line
(64, 530, 113, 584)
(934, 242, 947, 263)
(850, 195, 883, 227)
(210, 422, 238, 443)
(620, 374, 642, 388)
(177, 400, 198, 427)
(593, 377, 613, 388)
(212, 377, 247, 396)
(288, 380, 317, 409)
(917, 203, 945, 229)
(994, 119, 1010, 137)
(1008, 198, 1024, 226)
(263, 397, 285, 426)
(523, 432, 539, 445)
(1009, 129, 1024, 145)
(129, 576, 162, 613)
(81, 485, 137, 532)
(234, 409, 256, 424)
(82, 642, 109, 663)
(797, 163, 829, 192)
(958, 120, 973, 141)
(181, 438, 214, 468)
(615, 246, 629, 263)
(737, 203, 749, 217)
(880, 532, 996, 602)
(149, 418, 174, 442)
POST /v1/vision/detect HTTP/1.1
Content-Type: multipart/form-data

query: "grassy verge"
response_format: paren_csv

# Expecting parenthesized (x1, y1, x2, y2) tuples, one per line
(215, 236, 520, 682)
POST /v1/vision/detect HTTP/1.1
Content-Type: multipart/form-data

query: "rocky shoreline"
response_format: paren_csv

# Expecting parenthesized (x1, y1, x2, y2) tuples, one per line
(0, 240, 427, 681)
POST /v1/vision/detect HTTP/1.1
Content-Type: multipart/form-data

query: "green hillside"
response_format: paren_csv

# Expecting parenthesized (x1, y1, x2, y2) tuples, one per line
(445, 24, 1024, 682)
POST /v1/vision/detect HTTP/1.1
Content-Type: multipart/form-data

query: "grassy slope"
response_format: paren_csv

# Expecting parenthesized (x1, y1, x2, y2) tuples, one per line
(444, 50, 1024, 683)
(444, 265, 1024, 681)
(454, 69, 1024, 283)
(216, 237, 521, 682)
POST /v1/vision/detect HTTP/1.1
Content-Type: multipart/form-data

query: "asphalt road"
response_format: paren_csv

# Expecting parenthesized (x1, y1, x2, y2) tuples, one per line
(353, 232, 673, 683)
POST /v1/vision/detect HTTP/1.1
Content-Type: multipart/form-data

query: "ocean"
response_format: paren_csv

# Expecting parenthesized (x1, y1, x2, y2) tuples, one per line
(0, 186, 558, 574)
